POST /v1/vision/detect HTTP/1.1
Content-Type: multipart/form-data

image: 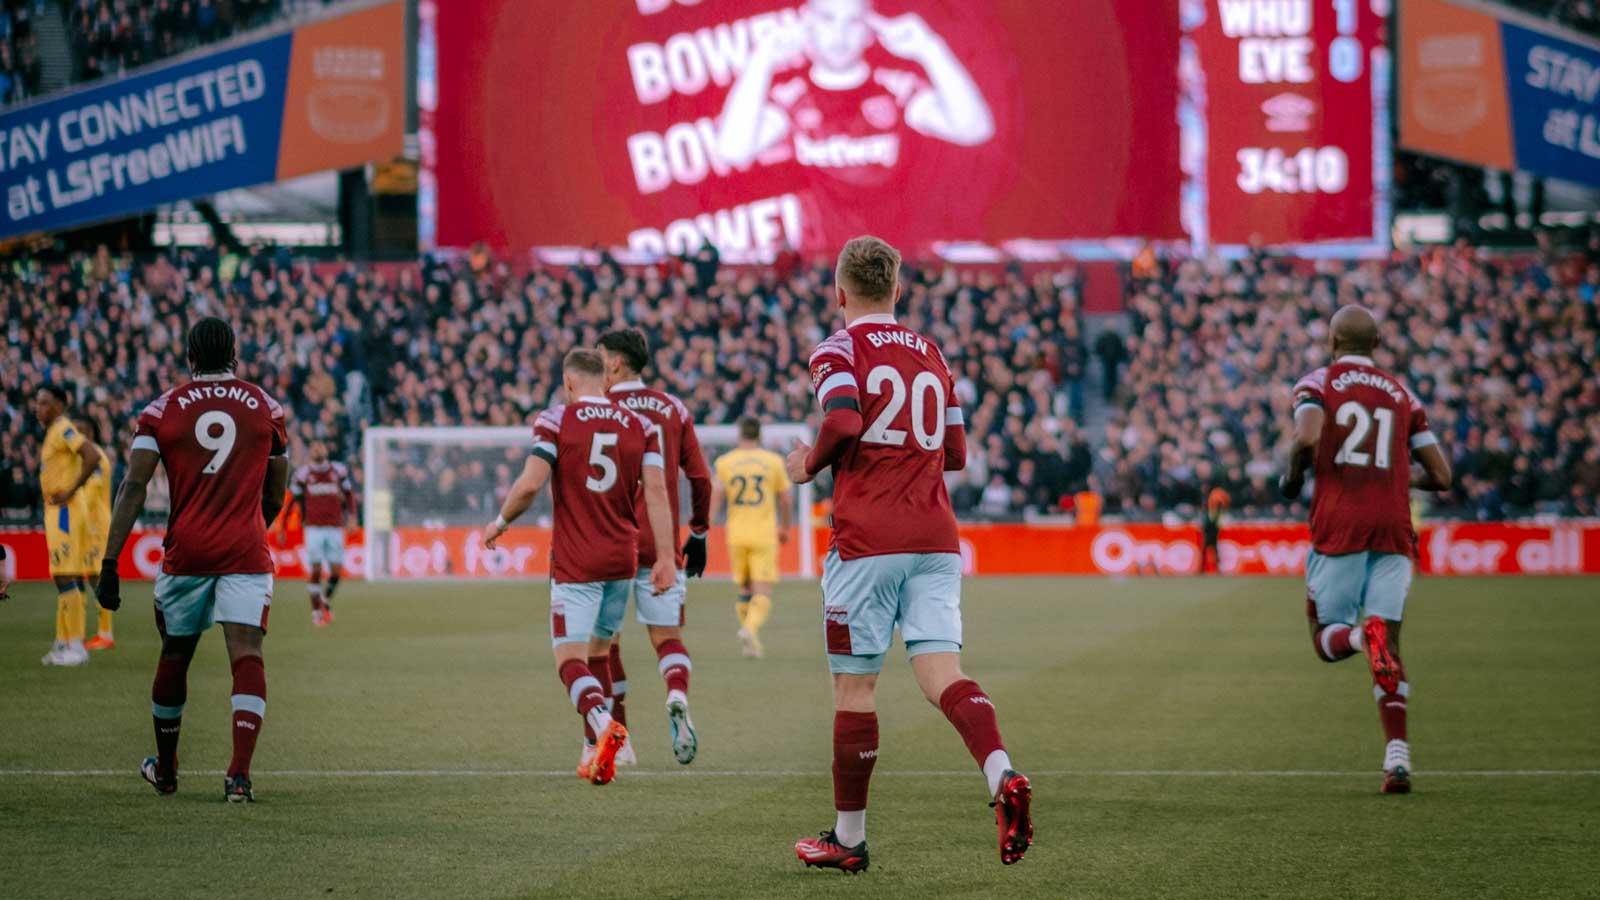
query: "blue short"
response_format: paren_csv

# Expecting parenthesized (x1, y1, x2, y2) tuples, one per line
(1305, 550, 1412, 626)
(631, 568, 686, 627)
(154, 573, 274, 636)
(820, 550, 963, 675)
(549, 579, 630, 647)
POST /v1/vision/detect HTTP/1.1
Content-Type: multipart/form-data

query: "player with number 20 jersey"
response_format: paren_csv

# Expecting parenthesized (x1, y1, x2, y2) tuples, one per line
(789, 237, 1031, 874)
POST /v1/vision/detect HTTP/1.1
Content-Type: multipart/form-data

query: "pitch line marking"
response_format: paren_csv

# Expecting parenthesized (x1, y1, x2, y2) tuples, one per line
(1, 769, 1596, 778)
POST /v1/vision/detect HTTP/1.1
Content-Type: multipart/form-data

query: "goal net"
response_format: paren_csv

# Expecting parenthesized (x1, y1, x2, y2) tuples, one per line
(362, 424, 816, 581)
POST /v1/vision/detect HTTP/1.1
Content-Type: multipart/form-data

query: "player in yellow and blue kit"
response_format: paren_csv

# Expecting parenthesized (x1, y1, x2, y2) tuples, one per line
(35, 385, 106, 667)
(712, 417, 791, 658)
(75, 417, 116, 650)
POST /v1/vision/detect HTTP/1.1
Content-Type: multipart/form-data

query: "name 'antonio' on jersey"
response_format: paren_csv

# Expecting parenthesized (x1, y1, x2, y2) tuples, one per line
(134, 373, 288, 575)
(1293, 355, 1439, 557)
(809, 314, 963, 559)
(532, 398, 664, 584)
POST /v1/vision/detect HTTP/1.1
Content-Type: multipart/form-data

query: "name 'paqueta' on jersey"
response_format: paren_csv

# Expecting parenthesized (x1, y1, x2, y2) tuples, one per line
(808, 313, 965, 559)
(532, 397, 665, 584)
(1293, 355, 1439, 557)
(134, 374, 288, 575)
(607, 380, 712, 569)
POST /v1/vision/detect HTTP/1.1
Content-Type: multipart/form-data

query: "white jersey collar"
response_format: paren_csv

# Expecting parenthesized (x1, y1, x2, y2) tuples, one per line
(1336, 354, 1375, 366)
(810, 61, 870, 91)
(578, 395, 611, 404)
(193, 372, 234, 382)
(848, 313, 898, 329)
(609, 380, 647, 392)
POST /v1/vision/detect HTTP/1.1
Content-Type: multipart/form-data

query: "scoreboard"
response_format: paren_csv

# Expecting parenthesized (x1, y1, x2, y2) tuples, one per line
(1191, 0, 1390, 246)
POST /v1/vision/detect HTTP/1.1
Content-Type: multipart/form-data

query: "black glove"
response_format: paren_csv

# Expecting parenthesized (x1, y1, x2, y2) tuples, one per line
(95, 559, 122, 611)
(1278, 475, 1304, 501)
(682, 532, 708, 578)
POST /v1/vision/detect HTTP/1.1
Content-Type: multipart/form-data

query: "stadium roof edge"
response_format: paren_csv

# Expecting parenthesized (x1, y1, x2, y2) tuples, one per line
(0, 0, 401, 118)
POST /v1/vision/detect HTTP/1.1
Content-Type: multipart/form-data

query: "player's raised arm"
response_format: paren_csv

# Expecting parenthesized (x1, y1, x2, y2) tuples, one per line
(95, 444, 161, 612)
(484, 454, 552, 550)
(869, 12, 994, 146)
(714, 24, 798, 168)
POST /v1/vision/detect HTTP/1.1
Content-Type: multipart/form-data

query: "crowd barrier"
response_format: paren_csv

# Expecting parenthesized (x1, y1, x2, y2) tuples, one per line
(3, 522, 1595, 581)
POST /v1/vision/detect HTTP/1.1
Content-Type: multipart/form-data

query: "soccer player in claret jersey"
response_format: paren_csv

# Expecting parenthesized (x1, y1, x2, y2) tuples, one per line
(95, 318, 290, 803)
(597, 329, 714, 769)
(1280, 305, 1452, 795)
(482, 348, 678, 786)
(282, 440, 356, 627)
(787, 237, 1031, 872)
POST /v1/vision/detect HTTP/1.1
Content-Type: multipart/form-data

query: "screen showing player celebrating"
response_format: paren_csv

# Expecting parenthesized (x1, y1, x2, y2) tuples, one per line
(95, 317, 291, 803)
(786, 237, 1031, 873)
(1280, 305, 1453, 795)
(482, 349, 677, 787)
(598, 329, 714, 770)
(716, 0, 994, 182)
(282, 440, 355, 627)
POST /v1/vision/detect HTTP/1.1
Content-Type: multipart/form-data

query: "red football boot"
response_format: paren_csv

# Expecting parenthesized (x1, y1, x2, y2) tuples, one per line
(992, 770, 1034, 865)
(586, 720, 627, 786)
(795, 831, 869, 874)
(1362, 617, 1401, 695)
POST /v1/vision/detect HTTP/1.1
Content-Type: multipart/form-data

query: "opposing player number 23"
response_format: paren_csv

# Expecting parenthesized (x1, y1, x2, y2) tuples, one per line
(1333, 401, 1393, 469)
(195, 410, 237, 475)
(586, 432, 619, 493)
(862, 365, 946, 451)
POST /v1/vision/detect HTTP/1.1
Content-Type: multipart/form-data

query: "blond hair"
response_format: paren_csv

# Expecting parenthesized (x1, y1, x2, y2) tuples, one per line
(835, 235, 901, 304)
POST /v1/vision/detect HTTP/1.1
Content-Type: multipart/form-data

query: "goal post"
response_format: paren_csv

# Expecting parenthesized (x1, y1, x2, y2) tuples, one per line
(362, 424, 815, 582)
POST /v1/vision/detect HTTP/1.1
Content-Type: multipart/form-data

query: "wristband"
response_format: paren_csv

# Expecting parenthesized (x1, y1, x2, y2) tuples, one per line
(493, 515, 509, 530)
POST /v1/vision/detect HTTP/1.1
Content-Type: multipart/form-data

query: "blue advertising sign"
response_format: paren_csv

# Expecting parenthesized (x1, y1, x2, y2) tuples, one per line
(1500, 20, 1600, 187)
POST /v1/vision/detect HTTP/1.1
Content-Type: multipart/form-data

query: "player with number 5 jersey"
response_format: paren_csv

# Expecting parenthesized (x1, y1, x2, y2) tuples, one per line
(481, 348, 677, 788)
(788, 237, 1030, 874)
(1281, 305, 1452, 796)
(94, 318, 291, 804)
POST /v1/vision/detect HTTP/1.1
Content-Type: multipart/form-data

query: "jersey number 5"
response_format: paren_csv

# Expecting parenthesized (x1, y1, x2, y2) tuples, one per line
(1333, 401, 1394, 469)
(861, 366, 946, 450)
(586, 433, 619, 493)
(195, 410, 237, 475)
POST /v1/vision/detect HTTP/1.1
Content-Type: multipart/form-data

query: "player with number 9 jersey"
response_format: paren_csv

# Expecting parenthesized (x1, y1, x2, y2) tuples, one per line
(135, 374, 288, 575)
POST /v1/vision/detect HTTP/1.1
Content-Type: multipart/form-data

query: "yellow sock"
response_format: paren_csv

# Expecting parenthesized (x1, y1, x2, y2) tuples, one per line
(56, 593, 70, 643)
(97, 607, 114, 638)
(64, 588, 87, 642)
(746, 594, 773, 635)
(735, 599, 750, 628)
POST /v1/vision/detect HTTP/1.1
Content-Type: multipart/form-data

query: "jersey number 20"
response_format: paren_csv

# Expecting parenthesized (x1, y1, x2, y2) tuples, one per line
(861, 366, 946, 451)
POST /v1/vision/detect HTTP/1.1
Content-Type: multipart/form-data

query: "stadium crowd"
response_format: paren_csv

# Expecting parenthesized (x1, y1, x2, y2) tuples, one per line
(0, 1, 43, 104)
(65, 0, 329, 86)
(2, 236, 1598, 526)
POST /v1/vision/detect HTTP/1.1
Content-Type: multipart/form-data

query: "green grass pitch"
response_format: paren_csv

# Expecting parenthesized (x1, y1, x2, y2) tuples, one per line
(2, 575, 1597, 900)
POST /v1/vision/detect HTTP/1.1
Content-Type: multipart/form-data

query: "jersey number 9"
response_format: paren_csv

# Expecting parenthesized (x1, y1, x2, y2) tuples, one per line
(195, 410, 237, 475)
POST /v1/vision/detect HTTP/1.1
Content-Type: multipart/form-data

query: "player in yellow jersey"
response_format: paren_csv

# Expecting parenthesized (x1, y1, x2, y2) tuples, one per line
(712, 417, 792, 658)
(35, 385, 105, 667)
(75, 416, 116, 650)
